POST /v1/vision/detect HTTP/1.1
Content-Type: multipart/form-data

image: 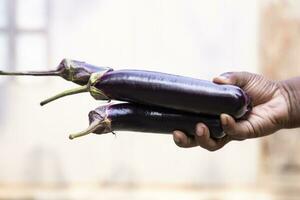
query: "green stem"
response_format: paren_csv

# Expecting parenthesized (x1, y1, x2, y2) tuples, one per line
(40, 85, 89, 106)
(69, 120, 102, 140)
(0, 69, 61, 76)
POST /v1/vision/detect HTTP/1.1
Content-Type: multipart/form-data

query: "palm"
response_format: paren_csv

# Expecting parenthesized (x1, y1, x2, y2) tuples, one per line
(228, 75, 288, 139)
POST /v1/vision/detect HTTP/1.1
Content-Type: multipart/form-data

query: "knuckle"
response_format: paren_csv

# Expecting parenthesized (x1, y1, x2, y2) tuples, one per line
(199, 144, 219, 152)
(175, 141, 192, 148)
(223, 126, 244, 139)
(175, 143, 185, 148)
(173, 139, 183, 147)
(206, 146, 219, 152)
(220, 71, 234, 78)
(231, 132, 247, 140)
(229, 132, 245, 140)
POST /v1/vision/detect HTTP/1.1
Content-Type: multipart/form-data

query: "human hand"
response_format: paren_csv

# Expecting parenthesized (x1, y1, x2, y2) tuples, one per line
(173, 71, 291, 151)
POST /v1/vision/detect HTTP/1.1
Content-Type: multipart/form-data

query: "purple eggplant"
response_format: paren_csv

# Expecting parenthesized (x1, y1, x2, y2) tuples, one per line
(0, 59, 113, 85)
(41, 70, 251, 118)
(69, 103, 225, 140)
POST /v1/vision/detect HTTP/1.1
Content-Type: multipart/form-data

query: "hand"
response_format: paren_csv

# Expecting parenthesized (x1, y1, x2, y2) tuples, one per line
(172, 72, 290, 151)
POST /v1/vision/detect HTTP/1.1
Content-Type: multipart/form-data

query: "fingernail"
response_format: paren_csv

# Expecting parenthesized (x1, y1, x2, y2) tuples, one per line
(196, 127, 204, 137)
(173, 134, 181, 144)
(203, 127, 210, 138)
(222, 115, 228, 126)
(220, 72, 233, 78)
(218, 76, 228, 81)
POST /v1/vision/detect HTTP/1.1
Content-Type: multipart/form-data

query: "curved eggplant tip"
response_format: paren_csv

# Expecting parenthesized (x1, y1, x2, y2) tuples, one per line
(69, 134, 76, 140)
(68, 131, 92, 140)
(68, 120, 102, 140)
(40, 99, 52, 106)
(39, 85, 89, 106)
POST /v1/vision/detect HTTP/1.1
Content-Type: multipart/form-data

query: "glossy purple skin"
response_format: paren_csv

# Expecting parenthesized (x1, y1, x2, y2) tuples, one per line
(94, 70, 251, 118)
(89, 103, 224, 139)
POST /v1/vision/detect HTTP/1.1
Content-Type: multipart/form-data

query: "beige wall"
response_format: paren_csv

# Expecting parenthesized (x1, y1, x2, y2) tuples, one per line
(259, 0, 300, 189)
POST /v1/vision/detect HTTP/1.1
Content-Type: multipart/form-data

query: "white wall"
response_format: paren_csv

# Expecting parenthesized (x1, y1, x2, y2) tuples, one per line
(0, 0, 259, 186)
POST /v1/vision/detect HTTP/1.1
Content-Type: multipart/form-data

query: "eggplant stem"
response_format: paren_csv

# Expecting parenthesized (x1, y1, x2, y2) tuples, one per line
(40, 85, 89, 106)
(69, 120, 101, 140)
(0, 69, 61, 76)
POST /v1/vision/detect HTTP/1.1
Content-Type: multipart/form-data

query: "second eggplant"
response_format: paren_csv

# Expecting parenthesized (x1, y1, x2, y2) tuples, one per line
(69, 103, 225, 140)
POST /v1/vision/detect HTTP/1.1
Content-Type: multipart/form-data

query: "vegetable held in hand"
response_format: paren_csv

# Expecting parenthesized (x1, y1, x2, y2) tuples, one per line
(69, 103, 225, 140)
(42, 70, 251, 118)
(0, 59, 113, 85)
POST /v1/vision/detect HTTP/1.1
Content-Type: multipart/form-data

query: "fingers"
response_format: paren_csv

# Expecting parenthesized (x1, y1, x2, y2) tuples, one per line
(213, 74, 233, 85)
(213, 71, 255, 88)
(173, 123, 231, 151)
(173, 114, 252, 150)
(173, 130, 197, 148)
(194, 123, 231, 151)
(194, 123, 218, 151)
(220, 113, 253, 140)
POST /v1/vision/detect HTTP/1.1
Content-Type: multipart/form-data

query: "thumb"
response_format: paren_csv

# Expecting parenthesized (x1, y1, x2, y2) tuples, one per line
(213, 71, 255, 88)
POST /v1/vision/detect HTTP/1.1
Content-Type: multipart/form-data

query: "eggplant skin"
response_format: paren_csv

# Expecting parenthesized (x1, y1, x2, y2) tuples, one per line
(95, 70, 251, 119)
(90, 103, 224, 139)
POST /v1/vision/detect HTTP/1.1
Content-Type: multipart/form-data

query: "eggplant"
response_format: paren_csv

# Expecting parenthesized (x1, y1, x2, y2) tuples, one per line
(69, 103, 225, 140)
(42, 70, 251, 118)
(0, 59, 113, 85)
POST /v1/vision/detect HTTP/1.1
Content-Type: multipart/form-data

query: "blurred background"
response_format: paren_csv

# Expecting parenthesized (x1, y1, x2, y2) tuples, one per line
(0, 0, 299, 199)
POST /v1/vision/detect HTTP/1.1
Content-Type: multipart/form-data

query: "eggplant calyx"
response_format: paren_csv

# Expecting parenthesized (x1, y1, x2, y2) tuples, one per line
(90, 86, 109, 100)
(59, 59, 76, 81)
(60, 59, 90, 83)
(89, 72, 103, 84)
(88, 72, 110, 100)
(69, 118, 111, 140)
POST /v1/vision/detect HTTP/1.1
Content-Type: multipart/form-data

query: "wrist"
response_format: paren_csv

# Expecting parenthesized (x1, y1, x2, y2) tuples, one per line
(278, 77, 300, 128)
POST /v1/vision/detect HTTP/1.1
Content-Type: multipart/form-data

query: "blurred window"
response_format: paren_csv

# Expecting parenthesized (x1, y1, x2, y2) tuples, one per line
(0, 0, 8, 71)
(0, 0, 50, 81)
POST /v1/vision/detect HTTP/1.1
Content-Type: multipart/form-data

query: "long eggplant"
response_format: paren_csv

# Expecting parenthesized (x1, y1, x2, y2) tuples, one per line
(69, 103, 225, 140)
(0, 59, 113, 85)
(42, 70, 251, 118)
